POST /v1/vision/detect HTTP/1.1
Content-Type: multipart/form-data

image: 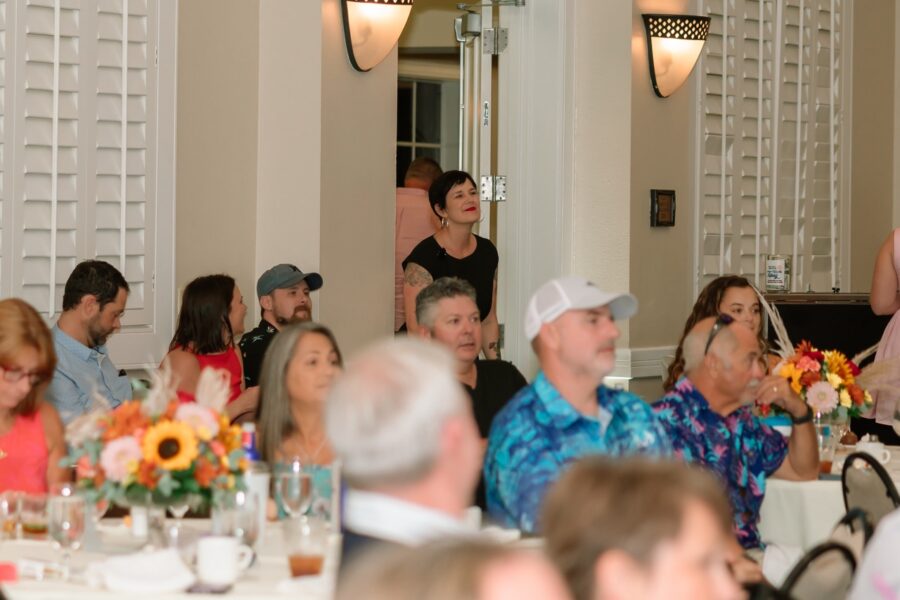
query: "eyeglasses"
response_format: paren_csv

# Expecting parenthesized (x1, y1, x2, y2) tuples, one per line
(704, 313, 735, 355)
(0, 366, 45, 386)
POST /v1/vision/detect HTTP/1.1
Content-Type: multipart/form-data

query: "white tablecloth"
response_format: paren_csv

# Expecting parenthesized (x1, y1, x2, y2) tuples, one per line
(0, 519, 338, 599)
(759, 446, 900, 550)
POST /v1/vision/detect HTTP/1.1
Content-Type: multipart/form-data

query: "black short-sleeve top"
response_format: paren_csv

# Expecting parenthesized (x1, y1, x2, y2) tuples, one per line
(402, 234, 499, 320)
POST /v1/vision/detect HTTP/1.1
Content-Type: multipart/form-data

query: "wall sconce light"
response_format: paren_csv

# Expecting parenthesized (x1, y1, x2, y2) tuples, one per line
(341, 0, 415, 72)
(642, 14, 710, 98)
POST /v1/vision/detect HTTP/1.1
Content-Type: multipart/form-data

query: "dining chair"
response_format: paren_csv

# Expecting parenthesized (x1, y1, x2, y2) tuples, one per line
(828, 507, 872, 564)
(841, 452, 900, 530)
(778, 541, 856, 600)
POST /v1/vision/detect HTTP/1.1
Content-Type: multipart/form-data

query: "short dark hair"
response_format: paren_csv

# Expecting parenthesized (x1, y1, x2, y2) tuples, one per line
(170, 274, 237, 354)
(415, 277, 478, 330)
(405, 157, 443, 186)
(428, 170, 477, 219)
(62, 260, 129, 311)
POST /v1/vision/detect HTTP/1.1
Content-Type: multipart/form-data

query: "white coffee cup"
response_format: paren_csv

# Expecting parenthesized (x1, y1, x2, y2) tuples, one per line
(196, 536, 253, 586)
(857, 441, 892, 464)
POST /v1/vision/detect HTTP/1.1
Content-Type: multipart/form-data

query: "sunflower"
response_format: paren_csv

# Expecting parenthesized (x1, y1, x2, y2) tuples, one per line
(142, 421, 199, 471)
(823, 350, 855, 385)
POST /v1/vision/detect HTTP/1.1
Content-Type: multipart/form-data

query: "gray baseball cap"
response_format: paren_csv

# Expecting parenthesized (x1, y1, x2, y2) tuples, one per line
(256, 264, 323, 298)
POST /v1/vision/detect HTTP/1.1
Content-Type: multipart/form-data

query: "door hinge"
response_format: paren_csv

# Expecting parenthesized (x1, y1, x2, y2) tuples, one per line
(482, 27, 508, 55)
(480, 175, 507, 202)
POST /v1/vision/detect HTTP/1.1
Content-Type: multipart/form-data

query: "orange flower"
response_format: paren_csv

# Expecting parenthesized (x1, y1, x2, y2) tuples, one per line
(76, 455, 96, 480)
(209, 440, 226, 458)
(194, 456, 219, 488)
(136, 461, 158, 489)
(163, 400, 179, 421)
(93, 469, 106, 488)
(103, 402, 151, 442)
(799, 371, 820, 389)
(848, 384, 865, 405)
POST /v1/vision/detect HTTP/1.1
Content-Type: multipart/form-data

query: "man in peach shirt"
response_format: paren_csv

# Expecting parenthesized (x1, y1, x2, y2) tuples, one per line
(395, 157, 442, 332)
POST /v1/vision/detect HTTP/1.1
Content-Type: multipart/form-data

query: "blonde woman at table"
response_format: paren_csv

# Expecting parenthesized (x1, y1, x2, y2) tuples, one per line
(862, 229, 900, 445)
(255, 322, 342, 518)
(0, 299, 69, 494)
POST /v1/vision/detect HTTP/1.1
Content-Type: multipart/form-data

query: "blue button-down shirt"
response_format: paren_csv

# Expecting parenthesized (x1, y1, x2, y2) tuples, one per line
(484, 371, 672, 533)
(46, 325, 131, 424)
(653, 376, 788, 549)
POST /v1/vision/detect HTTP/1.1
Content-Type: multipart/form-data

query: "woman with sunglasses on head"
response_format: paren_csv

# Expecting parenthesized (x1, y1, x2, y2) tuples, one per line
(402, 170, 500, 359)
(0, 299, 69, 493)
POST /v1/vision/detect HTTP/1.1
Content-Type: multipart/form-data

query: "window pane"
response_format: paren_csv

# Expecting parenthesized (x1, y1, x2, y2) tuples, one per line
(397, 146, 412, 187)
(415, 82, 441, 144)
(397, 81, 413, 142)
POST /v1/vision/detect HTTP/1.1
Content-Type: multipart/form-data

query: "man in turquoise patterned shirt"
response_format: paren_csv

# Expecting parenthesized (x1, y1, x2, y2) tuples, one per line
(484, 276, 671, 533)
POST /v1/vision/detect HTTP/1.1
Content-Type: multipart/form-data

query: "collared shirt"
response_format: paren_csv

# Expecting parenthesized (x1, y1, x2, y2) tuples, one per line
(47, 325, 131, 425)
(484, 371, 672, 533)
(653, 376, 788, 549)
(238, 319, 277, 388)
(342, 489, 477, 547)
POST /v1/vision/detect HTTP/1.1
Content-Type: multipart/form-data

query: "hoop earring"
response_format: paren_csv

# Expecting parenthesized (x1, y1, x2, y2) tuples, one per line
(441, 217, 448, 228)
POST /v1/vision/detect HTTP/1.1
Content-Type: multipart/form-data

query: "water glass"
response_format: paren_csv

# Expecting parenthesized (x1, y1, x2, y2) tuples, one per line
(47, 493, 86, 578)
(213, 490, 260, 548)
(275, 460, 313, 519)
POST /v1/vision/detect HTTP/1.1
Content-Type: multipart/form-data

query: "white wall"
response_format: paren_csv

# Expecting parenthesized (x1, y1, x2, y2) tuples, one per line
(178, 1, 397, 352)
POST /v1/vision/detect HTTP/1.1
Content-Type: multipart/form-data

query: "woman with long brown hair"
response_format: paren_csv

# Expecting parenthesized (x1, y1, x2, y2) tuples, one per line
(665, 275, 768, 390)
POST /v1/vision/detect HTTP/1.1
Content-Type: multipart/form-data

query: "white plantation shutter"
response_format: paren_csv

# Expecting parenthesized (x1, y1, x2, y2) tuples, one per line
(696, 0, 847, 293)
(0, 0, 175, 368)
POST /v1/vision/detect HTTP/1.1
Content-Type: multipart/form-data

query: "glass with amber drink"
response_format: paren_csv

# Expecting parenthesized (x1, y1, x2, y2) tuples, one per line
(283, 515, 327, 577)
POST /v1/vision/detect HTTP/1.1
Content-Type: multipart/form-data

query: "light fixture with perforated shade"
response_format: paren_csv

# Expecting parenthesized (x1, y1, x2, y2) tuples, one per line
(341, 0, 414, 72)
(642, 14, 711, 98)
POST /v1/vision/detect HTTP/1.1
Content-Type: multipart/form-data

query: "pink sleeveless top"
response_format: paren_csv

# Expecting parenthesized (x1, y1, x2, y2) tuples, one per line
(0, 410, 49, 494)
(871, 228, 900, 424)
(170, 346, 243, 405)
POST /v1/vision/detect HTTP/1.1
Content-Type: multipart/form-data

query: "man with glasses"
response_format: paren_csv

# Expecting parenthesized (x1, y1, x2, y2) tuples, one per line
(483, 276, 671, 533)
(653, 315, 818, 551)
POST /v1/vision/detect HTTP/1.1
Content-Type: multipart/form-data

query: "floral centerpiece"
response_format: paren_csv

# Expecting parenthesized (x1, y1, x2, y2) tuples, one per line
(764, 340, 873, 420)
(63, 368, 247, 510)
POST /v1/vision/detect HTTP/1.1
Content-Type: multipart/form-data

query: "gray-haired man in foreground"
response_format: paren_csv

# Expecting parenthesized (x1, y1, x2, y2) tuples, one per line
(326, 337, 484, 571)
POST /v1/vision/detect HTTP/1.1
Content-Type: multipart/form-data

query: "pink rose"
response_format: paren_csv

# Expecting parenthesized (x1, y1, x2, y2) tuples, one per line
(99, 436, 143, 482)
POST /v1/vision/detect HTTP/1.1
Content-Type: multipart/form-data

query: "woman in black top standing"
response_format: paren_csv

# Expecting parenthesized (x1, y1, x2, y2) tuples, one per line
(402, 170, 500, 359)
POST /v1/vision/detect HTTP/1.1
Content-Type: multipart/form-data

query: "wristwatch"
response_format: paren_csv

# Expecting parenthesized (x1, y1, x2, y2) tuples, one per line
(791, 405, 814, 425)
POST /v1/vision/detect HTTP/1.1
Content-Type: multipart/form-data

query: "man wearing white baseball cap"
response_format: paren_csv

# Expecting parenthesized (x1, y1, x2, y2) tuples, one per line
(483, 276, 671, 533)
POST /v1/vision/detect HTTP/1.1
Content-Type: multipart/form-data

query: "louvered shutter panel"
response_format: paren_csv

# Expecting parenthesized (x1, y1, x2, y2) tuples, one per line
(697, 0, 845, 294)
(0, 0, 172, 368)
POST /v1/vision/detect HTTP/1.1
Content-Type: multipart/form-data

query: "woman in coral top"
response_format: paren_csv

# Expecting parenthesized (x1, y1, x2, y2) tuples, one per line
(163, 274, 259, 423)
(0, 298, 69, 493)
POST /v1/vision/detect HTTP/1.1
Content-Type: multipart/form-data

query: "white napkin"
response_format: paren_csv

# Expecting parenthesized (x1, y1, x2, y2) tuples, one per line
(86, 548, 196, 593)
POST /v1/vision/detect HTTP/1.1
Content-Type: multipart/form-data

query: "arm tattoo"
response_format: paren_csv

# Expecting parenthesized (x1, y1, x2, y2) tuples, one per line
(404, 262, 434, 287)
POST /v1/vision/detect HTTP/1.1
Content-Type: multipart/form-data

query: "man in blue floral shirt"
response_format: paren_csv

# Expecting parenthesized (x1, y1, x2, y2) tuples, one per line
(484, 276, 671, 533)
(654, 316, 819, 549)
